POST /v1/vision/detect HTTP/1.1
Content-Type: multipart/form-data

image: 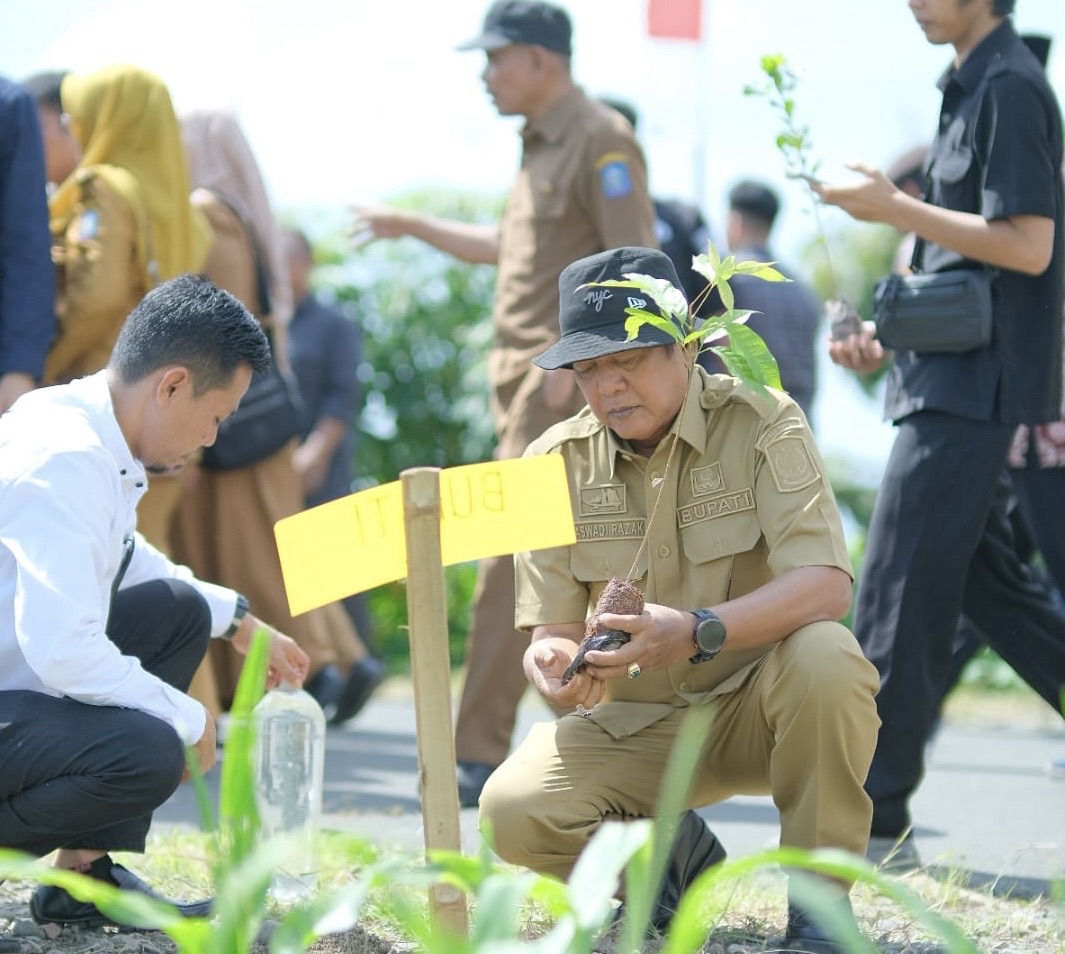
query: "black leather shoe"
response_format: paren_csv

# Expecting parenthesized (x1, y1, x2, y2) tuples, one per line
(304, 664, 346, 717)
(30, 855, 212, 929)
(330, 656, 386, 725)
(649, 810, 727, 932)
(784, 893, 857, 953)
(455, 760, 497, 808)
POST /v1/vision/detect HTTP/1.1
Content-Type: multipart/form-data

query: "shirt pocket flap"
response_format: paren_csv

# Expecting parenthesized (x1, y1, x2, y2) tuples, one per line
(680, 512, 761, 565)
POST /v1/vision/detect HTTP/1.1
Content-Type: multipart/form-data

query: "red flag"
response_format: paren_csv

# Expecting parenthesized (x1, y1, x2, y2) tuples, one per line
(647, 0, 702, 40)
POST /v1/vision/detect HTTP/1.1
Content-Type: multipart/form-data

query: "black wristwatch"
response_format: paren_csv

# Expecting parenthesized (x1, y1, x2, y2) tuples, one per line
(222, 593, 250, 640)
(689, 608, 727, 664)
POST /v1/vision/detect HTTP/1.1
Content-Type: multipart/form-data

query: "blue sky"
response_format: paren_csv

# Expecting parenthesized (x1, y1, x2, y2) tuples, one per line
(3, 0, 1063, 471)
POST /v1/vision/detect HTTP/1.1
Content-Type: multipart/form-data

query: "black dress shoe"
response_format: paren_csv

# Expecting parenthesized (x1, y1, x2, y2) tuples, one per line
(784, 893, 857, 953)
(649, 810, 727, 932)
(455, 760, 497, 808)
(30, 855, 212, 929)
(330, 656, 386, 725)
(304, 664, 347, 717)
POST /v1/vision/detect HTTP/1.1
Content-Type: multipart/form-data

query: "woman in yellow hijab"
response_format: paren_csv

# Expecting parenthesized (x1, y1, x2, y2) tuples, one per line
(45, 64, 211, 384)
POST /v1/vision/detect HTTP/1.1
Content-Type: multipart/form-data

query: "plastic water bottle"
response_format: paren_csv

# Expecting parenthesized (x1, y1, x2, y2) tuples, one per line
(252, 681, 326, 901)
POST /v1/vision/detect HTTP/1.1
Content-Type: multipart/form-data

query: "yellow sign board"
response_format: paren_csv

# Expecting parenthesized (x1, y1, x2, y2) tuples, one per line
(274, 455, 575, 615)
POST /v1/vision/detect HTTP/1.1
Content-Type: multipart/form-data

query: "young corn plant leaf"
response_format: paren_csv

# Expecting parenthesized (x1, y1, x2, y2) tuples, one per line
(0, 851, 208, 940)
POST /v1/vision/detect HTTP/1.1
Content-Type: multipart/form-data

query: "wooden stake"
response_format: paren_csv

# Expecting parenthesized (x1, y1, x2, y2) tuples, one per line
(400, 467, 468, 937)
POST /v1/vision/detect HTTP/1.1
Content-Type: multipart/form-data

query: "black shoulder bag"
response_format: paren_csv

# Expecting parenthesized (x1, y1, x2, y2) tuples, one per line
(199, 204, 305, 471)
(872, 237, 995, 355)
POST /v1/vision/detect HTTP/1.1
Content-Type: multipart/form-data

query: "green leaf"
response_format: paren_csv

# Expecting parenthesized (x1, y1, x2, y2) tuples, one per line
(269, 880, 374, 953)
(0, 851, 208, 941)
(731, 261, 789, 282)
(711, 323, 783, 393)
(567, 820, 650, 931)
(624, 310, 683, 343)
(716, 278, 735, 312)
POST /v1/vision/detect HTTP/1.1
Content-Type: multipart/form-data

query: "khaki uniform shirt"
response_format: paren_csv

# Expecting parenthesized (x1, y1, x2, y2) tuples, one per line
(490, 88, 657, 401)
(516, 367, 852, 736)
(46, 170, 147, 384)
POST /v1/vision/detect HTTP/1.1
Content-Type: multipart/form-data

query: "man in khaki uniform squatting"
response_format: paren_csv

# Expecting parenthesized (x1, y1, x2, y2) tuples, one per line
(478, 247, 881, 953)
(353, 0, 657, 806)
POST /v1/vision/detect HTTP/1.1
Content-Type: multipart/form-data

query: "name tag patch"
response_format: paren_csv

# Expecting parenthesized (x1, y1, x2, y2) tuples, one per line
(677, 488, 755, 528)
(576, 519, 647, 541)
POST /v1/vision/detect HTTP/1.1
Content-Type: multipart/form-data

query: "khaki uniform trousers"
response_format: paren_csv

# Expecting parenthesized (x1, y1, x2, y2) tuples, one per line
(454, 365, 585, 765)
(479, 621, 880, 882)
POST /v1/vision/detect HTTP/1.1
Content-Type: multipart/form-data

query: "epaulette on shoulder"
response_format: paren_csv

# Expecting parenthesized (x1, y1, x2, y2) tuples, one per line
(527, 408, 603, 455)
(698, 374, 783, 420)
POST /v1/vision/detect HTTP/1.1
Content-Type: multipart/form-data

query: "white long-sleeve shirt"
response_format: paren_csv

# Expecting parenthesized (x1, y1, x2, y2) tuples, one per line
(0, 371, 238, 744)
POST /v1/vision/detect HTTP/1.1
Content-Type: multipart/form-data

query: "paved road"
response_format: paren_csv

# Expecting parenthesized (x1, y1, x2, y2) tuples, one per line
(157, 687, 1065, 899)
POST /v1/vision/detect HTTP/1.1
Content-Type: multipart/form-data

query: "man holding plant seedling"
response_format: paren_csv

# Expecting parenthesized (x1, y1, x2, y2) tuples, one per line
(351, 0, 657, 809)
(0, 275, 310, 935)
(816, 0, 1065, 871)
(480, 246, 881, 952)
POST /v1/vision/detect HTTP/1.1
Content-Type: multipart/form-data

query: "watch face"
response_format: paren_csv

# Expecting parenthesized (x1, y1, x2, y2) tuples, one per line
(695, 613, 726, 655)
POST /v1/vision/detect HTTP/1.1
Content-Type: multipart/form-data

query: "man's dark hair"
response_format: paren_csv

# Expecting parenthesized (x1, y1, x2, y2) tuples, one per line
(110, 274, 272, 393)
(992, 0, 1016, 17)
(728, 180, 780, 228)
(21, 70, 68, 113)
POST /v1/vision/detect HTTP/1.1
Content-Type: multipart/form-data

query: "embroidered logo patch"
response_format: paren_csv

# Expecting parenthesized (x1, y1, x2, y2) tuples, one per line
(579, 484, 626, 516)
(77, 209, 100, 242)
(690, 463, 725, 497)
(598, 160, 634, 199)
(766, 437, 818, 493)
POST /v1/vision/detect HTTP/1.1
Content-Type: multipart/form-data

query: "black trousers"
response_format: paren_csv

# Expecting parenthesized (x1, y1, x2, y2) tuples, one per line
(0, 579, 211, 857)
(856, 411, 1065, 837)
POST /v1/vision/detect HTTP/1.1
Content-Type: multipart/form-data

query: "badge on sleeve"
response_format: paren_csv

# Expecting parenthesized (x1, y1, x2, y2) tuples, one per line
(77, 209, 100, 242)
(766, 436, 819, 493)
(595, 151, 634, 199)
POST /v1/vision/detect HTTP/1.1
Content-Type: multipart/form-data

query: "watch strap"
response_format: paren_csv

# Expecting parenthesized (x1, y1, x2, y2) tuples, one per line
(222, 593, 250, 640)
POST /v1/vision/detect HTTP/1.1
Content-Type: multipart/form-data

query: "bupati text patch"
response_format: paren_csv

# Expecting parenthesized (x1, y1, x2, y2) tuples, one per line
(677, 489, 754, 528)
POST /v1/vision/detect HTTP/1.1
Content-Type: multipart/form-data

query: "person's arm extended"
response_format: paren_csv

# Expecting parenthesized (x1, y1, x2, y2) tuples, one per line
(814, 165, 1054, 275)
(352, 206, 500, 265)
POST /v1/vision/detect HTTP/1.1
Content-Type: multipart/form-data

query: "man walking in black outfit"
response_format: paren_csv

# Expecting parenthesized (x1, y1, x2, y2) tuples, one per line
(816, 0, 1065, 868)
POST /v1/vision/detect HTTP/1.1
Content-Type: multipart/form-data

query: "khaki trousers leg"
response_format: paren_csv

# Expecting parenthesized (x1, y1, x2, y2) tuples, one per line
(455, 369, 586, 766)
(454, 553, 533, 765)
(480, 621, 879, 881)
